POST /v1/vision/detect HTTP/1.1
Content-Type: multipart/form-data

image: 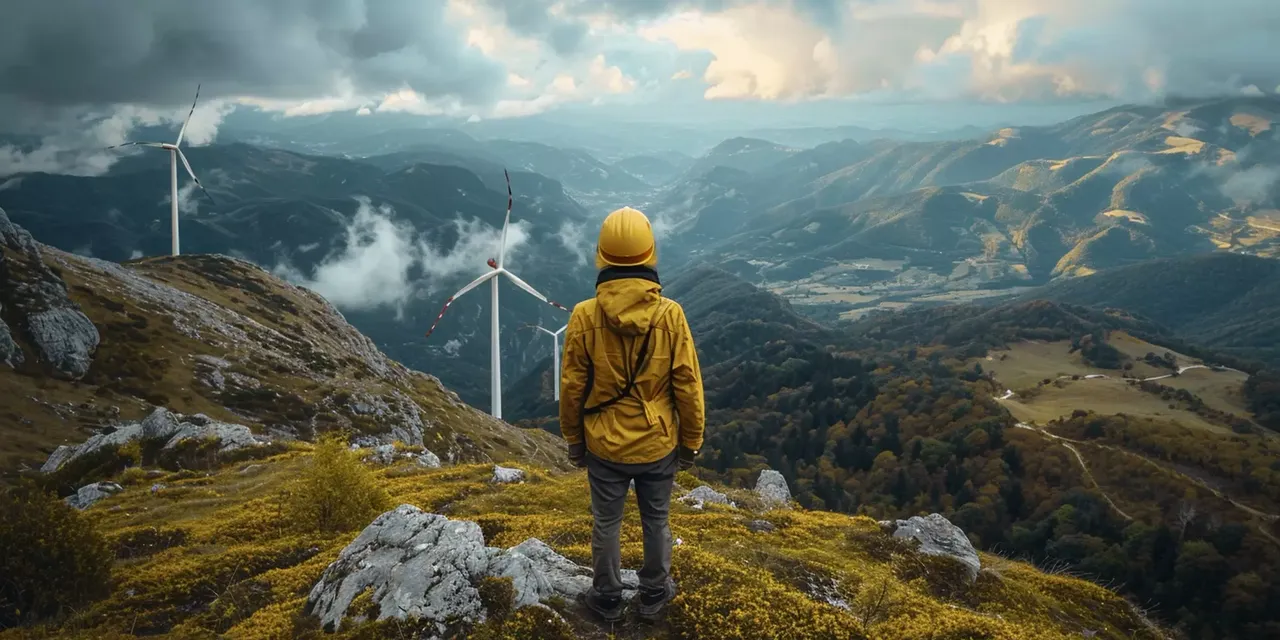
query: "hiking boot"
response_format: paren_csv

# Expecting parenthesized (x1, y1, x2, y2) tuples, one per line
(635, 580, 677, 621)
(582, 590, 624, 623)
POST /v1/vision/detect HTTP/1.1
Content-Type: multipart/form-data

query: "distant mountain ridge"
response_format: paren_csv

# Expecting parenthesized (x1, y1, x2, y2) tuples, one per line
(646, 96, 1280, 323)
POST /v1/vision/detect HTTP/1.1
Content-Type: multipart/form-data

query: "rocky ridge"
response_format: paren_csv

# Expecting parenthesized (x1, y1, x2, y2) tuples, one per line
(0, 210, 567, 472)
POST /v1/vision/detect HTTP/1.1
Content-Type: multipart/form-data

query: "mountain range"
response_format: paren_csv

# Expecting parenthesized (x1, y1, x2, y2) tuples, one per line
(0, 209, 1171, 640)
(4, 95, 1280, 421)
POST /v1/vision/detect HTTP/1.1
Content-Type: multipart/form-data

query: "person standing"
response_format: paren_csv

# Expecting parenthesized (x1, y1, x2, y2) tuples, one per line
(559, 206, 705, 622)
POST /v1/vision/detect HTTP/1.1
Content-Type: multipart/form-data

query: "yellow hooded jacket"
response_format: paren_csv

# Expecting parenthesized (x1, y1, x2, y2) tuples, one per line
(559, 269, 705, 465)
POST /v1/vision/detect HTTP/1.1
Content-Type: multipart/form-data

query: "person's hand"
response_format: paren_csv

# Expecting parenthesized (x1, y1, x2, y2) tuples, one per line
(678, 446, 698, 470)
(568, 442, 587, 468)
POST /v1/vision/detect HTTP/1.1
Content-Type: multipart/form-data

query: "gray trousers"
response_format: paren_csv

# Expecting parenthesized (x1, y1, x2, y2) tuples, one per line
(586, 449, 678, 598)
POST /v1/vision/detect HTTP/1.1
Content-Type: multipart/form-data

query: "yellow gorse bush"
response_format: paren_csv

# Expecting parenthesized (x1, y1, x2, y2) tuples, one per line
(284, 435, 391, 533)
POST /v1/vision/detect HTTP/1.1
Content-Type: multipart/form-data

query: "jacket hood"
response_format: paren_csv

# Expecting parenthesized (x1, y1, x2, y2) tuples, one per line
(595, 268, 662, 336)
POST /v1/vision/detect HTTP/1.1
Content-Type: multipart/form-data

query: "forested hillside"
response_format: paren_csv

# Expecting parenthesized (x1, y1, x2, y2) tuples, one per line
(517, 266, 1280, 638)
(1032, 253, 1280, 367)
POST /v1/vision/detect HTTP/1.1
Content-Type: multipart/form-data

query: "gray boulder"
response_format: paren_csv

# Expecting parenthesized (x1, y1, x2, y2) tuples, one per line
(25, 309, 100, 380)
(489, 538, 640, 606)
(163, 420, 264, 453)
(140, 407, 182, 440)
(681, 485, 731, 509)
(66, 482, 123, 510)
(754, 469, 792, 507)
(364, 444, 399, 465)
(889, 513, 981, 581)
(492, 465, 525, 484)
(306, 505, 491, 633)
(416, 450, 442, 468)
(306, 505, 643, 632)
(747, 519, 777, 533)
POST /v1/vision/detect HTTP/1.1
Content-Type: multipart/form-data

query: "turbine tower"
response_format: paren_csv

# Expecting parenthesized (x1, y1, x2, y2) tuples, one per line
(107, 85, 215, 256)
(524, 323, 568, 401)
(425, 170, 569, 420)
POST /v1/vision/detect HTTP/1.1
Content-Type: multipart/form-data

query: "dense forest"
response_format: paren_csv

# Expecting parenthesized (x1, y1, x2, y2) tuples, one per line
(519, 266, 1280, 639)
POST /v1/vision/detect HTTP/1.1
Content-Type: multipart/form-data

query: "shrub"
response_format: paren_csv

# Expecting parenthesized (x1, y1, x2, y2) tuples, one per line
(284, 435, 391, 533)
(471, 605, 574, 639)
(0, 482, 113, 628)
(476, 576, 515, 621)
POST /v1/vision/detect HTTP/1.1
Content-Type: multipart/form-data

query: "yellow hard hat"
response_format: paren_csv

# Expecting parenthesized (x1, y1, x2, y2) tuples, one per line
(596, 207, 658, 269)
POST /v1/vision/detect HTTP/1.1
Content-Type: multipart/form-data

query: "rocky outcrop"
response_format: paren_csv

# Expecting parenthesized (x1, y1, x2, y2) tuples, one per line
(345, 391, 429, 446)
(492, 465, 525, 484)
(305, 505, 491, 633)
(0, 302, 21, 368)
(65, 481, 123, 510)
(0, 207, 99, 379)
(306, 505, 638, 633)
(888, 513, 981, 581)
(755, 469, 792, 508)
(416, 450, 442, 468)
(360, 443, 442, 468)
(681, 485, 732, 509)
(41, 407, 270, 474)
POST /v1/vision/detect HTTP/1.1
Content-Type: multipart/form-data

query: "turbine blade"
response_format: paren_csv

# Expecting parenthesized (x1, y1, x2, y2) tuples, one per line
(176, 84, 201, 147)
(502, 270, 569, 312)
(424, 270, 501, 339)
(497, 169, 512, 268)
(176, 149, 216, 205)
(105, 141, 165, 150)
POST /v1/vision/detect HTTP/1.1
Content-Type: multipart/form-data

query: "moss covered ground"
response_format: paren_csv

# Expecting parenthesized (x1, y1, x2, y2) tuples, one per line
(2, 445, 1166, 640)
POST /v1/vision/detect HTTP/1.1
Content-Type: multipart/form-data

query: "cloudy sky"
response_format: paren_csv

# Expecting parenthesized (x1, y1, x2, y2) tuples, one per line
(3, 0, 1279, 140)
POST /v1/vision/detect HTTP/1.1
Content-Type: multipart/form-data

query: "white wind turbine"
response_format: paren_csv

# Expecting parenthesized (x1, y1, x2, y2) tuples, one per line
(524, 323, 568, 401)
(425, 170, 569, 420)
(106, 85, 215, 256)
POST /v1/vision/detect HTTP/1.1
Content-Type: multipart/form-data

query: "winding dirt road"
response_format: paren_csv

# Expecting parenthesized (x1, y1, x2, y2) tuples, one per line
(1011, 421, 1280, 545)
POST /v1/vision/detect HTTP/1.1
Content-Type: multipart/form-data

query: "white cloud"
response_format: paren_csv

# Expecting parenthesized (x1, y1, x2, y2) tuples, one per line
(554, 220, 591, 266)
(159, 181, 202, 216)
(280, 197, 420, 315)
(671, 69, 693, 80)
(419, 216, 532, 290)
(273, 194, 537, 315)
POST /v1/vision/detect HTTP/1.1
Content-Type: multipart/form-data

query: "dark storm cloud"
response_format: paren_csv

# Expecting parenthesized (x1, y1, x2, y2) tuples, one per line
(487, 0, 589, 55)
(0, 0, 506, 113)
